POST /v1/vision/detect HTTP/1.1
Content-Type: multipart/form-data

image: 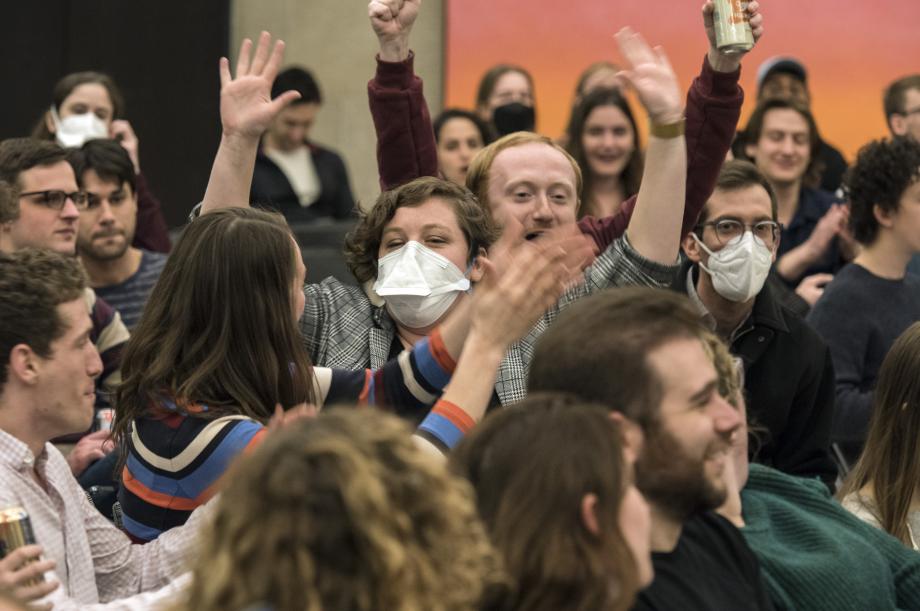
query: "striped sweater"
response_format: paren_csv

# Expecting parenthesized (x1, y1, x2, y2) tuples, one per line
(118, 329, 471, 542)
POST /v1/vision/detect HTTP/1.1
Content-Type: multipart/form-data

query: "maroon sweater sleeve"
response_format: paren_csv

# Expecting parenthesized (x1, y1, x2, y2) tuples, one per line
(578, 55, 744, 250)
(132, 172, 172, 253)
(368, 51, 439, 191)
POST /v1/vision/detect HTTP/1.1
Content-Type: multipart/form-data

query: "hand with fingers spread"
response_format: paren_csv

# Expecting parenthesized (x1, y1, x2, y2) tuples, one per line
(613, 28, 683, 125)
(218, 32, 301, 140)
(0, 545, 58, 607)
(703, 0, 764, 72)
(471, 227, 596, 349)
(369, 0, 421, 62)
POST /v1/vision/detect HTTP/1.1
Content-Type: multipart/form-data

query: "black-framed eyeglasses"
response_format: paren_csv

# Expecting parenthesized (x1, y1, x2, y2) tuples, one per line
(898, 107, 920, 117)
(696, 218, 782, 247)
(19, 190, 88, 211)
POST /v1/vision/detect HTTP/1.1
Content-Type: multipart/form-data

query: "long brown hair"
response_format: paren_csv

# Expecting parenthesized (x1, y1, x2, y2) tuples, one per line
(452, 393, 640, 611)
(179, 409, 500, 611)
(113, 208, 315, 446)
(838, 322, 920, 545)
(564, 87, 643, 219)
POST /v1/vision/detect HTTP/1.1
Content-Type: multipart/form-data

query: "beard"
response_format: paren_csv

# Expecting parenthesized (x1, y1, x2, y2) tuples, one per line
(79, 231, 129, 262)
(634, 423, 728, 522)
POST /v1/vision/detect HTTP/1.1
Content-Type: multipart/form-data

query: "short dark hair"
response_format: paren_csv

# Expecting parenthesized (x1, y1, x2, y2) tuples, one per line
(697, 160, 779, 228)
(743, 98, 823, 189)
(272, 66, 321, 105)
(433, 109, 492, 146)
(343, 176, 499, 284)
(0, 249, 87, 387)
(528, 287, 705, 430)
(883, 75, 920, 124)
(846, 137, 920, 245)
(0, 180, 17, 223)
(67, 139, 137, 192)
(0, 138, 69, 189)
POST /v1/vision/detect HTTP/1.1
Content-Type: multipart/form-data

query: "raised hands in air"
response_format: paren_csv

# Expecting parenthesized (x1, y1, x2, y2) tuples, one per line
(613, 28, 684, 125)
(369, 0, 421, 62)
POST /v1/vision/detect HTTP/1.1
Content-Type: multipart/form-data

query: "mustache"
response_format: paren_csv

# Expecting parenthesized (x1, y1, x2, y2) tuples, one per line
(91, 228, 125, 240)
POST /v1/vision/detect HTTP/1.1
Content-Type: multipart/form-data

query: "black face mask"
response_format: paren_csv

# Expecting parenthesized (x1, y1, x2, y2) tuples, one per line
(492, 102, 536, 136)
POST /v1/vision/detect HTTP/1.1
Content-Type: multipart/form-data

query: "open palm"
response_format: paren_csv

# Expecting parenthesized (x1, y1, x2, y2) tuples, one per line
(614, 28, 683, 125)
(218, 32, 301, 139)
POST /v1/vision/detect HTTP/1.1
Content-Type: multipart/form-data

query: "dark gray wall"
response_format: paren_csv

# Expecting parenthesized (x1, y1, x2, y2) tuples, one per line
(0, 1, 230, 227)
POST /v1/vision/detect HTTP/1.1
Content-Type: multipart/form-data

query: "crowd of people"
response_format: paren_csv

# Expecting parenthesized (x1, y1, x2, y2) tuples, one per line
(1, 0, 920, 609)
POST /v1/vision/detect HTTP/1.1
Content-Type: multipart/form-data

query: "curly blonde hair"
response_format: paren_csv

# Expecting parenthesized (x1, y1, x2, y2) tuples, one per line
(178, 409, 501, 611)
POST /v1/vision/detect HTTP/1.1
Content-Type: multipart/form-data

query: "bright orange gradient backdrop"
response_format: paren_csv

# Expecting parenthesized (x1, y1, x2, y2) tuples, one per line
(445, 0, 920, 161)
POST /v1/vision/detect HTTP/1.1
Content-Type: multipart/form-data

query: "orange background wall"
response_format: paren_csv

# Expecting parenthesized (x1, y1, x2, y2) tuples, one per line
(445, 0, 920, 161)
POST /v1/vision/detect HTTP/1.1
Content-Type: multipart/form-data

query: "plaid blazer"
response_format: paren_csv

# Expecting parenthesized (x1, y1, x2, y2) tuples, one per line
(300, 235, 678, 405)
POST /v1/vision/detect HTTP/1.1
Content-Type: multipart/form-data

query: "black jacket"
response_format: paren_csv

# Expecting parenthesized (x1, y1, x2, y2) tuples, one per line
(251, 141, 355, 224)
(673, 262, 838, 489)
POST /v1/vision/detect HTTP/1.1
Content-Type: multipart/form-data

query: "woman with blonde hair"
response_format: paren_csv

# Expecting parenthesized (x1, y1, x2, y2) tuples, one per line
(839, 321, 920, 549)
(179, 409, 502, 611)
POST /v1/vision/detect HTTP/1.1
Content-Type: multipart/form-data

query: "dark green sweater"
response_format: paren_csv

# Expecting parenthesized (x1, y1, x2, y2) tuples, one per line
(741, 463, 920, 610)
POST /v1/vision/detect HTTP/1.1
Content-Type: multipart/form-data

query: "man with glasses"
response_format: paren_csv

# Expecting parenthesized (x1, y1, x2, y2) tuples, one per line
(68, 140, 167, 330)
(0, 137, 128, 479)
(675, 159, 837, 488)
(885, 75, 920, 143)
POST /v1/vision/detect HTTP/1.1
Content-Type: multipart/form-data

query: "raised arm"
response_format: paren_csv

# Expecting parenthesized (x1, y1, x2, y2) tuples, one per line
(416, 228, 595, 454)
(579, 0, 763, 249)
(200, 33, 301, 215)
(615, 28, 686, 265)
(368, 0, 439, 190)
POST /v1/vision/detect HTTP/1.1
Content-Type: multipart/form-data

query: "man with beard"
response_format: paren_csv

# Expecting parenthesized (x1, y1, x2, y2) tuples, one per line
(69, 140, 167, 330)
(528, 287, 774, 610)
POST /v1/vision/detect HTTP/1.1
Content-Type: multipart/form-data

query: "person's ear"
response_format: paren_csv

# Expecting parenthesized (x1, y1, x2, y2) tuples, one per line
(469, 247, 488, 282)
(44, 110, 56, 135)
(609, 411, 644, 463)
(682, 232, 703, 264)
(744, 142, 757, 160)
(8, 344, 41, 386)
(580, 493, 601, 536)
(873, 203, 896, 229)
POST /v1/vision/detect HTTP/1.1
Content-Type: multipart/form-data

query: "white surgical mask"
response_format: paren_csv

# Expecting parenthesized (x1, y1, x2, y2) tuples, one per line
(373, 241, 471, 329)
(693, 231, 773, 303)
(50, 106, 109, 148)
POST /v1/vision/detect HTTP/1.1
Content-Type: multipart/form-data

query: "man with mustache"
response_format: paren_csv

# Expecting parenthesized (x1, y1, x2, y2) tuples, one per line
(528, 287, 774, 610)
(70, 139, 167, 330)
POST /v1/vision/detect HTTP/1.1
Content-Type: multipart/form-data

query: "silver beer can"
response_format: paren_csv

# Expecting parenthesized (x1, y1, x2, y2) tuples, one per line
(713, 0, 754, 54)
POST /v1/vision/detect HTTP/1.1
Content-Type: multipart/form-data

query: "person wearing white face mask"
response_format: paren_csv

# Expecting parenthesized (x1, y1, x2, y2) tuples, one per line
(373, 240, 473, 329)
(675, 160, 838, 489)
(31, 71, 171, 254)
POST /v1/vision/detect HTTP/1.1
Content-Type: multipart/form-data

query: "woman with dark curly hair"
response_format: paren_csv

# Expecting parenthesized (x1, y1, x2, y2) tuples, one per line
(179, 409, 503, 611)
(807, 136, 920, 466)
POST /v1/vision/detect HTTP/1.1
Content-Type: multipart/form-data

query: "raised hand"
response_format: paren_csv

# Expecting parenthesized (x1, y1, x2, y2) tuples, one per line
(613, 28, 683, 125)
(369, 0, 421, 62)
(218, 32, 301, 140)
(471, 226, 595, 349)
(703, 0, 765, 72)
